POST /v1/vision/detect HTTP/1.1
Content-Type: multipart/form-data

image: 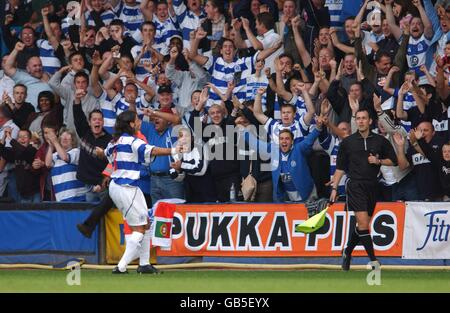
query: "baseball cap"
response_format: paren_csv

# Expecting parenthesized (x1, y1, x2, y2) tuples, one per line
(158, 84, 172, 94)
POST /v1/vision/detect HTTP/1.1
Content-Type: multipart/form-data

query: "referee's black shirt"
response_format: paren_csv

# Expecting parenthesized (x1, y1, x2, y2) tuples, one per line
(336, 131, 398, 182)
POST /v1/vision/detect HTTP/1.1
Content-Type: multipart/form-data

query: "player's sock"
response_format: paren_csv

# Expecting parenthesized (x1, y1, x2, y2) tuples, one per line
(139, 229, 152, 266)
(118, 231, 144, 272)
(344, 227, 360, 256)
(358, 229, 376, 261)
(124, 234, 140, 261)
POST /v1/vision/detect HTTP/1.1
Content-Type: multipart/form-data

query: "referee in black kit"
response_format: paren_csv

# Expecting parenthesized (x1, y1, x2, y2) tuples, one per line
(330, 108, 398, 271)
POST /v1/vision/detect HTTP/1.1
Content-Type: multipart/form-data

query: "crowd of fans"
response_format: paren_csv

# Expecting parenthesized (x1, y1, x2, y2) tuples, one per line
(0, 0, 449, 205)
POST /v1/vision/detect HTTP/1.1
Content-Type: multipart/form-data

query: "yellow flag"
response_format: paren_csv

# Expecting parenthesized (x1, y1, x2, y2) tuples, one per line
(295, 207, 328, 233)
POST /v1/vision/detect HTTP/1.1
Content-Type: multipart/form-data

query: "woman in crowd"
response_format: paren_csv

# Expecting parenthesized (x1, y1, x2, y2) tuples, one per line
(24, 91, 63, 143)
(45, 127, 87, 202)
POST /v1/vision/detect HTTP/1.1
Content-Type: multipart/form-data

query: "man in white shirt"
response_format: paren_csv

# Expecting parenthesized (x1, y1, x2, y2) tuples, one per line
(233, 12, 284, 73)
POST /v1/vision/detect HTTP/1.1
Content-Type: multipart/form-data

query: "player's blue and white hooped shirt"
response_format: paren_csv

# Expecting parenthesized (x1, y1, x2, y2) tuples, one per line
(153, 15, 181, 56)
(114, 3, 144, 35)
(204, 53, 258, 106)
(407, 34, 432, 85)
(264, 117, 309, 145)
(172, 0, 205, 49)
(37, 39, 60, 75)
(85, 9, 116, 29)
(105, 133, 155, 186)
(51, 148, 87, 202)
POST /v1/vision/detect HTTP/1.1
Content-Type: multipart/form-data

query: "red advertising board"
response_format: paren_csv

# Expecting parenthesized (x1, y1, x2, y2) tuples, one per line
(157, 202, 405, 257)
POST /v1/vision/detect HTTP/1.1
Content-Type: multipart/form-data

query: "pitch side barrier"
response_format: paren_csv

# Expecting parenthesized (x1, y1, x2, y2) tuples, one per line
(105, 202, 450, 266)
(0, 202, 449, 266)
(0, 202, 103, 264)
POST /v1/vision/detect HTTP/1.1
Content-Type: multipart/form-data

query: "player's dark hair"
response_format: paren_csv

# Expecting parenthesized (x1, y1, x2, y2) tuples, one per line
(113, 111, 137, 141)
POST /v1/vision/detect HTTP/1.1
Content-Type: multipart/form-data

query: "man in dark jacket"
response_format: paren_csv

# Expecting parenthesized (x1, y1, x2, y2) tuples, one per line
(74, 90, 112, 238)
(4, 83, 35, 129)
(327, 79, 377, 124)
(73, 91, 112, 202)
(189, 99, 240, 202)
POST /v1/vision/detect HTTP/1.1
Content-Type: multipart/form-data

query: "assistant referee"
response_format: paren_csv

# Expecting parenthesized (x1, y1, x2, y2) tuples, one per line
(330, 108, 398, 271)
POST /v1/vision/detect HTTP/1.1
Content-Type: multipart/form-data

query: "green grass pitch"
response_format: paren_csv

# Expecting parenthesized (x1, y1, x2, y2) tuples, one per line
(1, 269, 449, 292)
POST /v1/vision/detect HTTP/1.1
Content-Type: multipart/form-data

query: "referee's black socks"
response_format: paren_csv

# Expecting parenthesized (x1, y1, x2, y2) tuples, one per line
(344, 228, 360, 256)
(358, 229, 377, 261)
(345, 228, 377, 262)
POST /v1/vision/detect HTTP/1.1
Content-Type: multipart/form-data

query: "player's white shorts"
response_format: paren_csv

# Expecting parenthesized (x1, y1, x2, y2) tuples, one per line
(109, 180, 148, 226)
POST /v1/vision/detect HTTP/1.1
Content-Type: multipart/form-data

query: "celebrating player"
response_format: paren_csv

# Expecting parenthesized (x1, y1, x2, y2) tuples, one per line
(105, 110, 181, 274)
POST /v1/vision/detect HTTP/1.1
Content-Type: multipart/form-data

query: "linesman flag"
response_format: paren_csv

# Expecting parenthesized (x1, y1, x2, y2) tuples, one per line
(295, 206, 329, 234)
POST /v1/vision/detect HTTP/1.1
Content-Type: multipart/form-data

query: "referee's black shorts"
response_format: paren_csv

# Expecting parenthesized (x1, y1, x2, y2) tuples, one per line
(346, 179, 377, 217)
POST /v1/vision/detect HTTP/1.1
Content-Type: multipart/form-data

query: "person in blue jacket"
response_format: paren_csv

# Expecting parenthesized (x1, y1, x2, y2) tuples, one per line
(244, 115, 328, 202)
(272, 119, 328, 202)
